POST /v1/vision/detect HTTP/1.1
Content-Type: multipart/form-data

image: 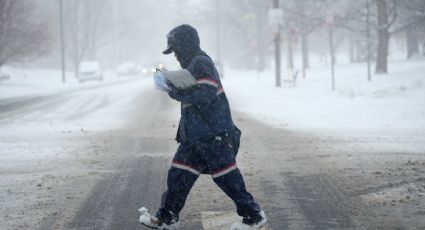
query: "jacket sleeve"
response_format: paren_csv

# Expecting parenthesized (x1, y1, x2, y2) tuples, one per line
(167, 59, 218, 106)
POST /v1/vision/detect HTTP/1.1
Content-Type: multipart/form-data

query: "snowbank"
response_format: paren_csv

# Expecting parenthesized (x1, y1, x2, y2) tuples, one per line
(224, 59, 425, 131)
(0, 67, 145, 99)
(0, 67, 152, 133)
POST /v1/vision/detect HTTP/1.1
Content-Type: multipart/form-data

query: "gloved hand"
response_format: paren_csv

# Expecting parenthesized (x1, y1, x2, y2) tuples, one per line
(167, 81, 182, 99)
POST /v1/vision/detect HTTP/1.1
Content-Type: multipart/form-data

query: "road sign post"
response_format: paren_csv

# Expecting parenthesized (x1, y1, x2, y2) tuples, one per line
(269, 4, 283, 87)
(327, 13, 335, 91)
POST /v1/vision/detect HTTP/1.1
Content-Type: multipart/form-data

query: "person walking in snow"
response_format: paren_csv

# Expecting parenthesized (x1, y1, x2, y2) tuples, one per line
(139, 24, 267, 230)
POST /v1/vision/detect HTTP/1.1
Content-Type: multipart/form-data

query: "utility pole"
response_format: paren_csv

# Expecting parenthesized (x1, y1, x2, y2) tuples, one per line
(330, 25, 335, 91)
(59, 0, 66, 83)
(272, 0, 281, 87)
(327, 12, 335, 91)
(366, 0, 372, 82)
(301, 4, 307, 79)
(215, 0, 222, 78)
(286, 26, 294, 72)
(215, 0, 220, 63)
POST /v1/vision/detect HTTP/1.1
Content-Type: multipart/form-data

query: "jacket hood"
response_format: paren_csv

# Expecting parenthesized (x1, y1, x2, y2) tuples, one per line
(162, 24, 202, 68)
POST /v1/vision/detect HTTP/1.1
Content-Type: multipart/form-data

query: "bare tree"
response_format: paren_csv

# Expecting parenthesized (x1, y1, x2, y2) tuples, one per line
(283, 0, 328, 78)
(0, 0, 50, 69)
(331, 0, 375, 63)
(196, 0, 271, 70)
(343, 0, 397, 73)
(395, 0, 425, 58)
(63, 0, 109, 78)
(373, 0, 425, 72)
(374, 0, 396, 73)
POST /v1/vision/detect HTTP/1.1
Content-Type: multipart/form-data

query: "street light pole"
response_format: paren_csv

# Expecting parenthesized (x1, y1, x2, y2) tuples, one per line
(327, 12, 335, 91)
(366, 0, 372, 82)
(329, 25, 335, 91)
(59, 0, 66, 83)
(273, 0, 281, 87)
(216, 0, 220, 63)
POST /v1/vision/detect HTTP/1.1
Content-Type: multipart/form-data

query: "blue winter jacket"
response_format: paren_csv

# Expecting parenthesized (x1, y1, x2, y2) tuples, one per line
(168, 55, 235, 144)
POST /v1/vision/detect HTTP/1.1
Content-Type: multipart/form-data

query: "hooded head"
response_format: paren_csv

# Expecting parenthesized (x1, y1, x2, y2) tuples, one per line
(162, 24, 201, 68)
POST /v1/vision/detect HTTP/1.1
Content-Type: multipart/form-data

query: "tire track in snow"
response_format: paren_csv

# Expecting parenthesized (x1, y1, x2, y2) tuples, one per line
(67, 155, 169, 230)
(0, 76, 141, 122)
(234, 113, 376, 229)
(65, 94, 111, 121)
(61, 89, 203, 229)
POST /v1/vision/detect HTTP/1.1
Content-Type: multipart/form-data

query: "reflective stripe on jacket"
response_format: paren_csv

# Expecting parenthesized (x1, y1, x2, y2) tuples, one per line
(168, 55, 235, 144)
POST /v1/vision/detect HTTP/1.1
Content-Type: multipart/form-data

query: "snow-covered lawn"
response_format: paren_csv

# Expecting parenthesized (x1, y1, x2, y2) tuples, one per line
(224, 59, 425, 132)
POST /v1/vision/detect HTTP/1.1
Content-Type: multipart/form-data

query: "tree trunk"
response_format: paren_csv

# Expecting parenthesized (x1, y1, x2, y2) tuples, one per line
(256, 7, 266, 72)
(287, 29, 294, 70)
(375, 0, 390, 74)
(349, 35, 355, 63)
(256, 26, 265, 72)
(257, 45, 265, 72)
(73, 31, 80, 79)
(299, 1, 309, 71)
(302, 35, 310, 68)
(301, 35, 310, 78)
(406, 26, 419, 58)
(287, 41, 294, 70)
(329, 24, 335, 91)
(73, 60, 79, 79)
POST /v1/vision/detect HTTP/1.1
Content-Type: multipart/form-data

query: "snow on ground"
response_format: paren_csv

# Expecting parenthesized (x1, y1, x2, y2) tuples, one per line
(0, 67, 148, 99)
(0, 68, 152, 133)
(224, 59, 425, 132)
(221, 58, 425, 229)
(0, 68, 153, 230)
(1, 60, 424, 229)
(3, 59, 424, 134)
(2, 59, 424, 140)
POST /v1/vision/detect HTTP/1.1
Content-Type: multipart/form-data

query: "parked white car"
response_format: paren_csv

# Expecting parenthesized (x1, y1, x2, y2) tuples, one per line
(79, 61, 103, 83)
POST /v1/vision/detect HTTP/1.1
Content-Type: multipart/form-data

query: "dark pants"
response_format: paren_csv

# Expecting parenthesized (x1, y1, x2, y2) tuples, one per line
(156, 135, 261, 223)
